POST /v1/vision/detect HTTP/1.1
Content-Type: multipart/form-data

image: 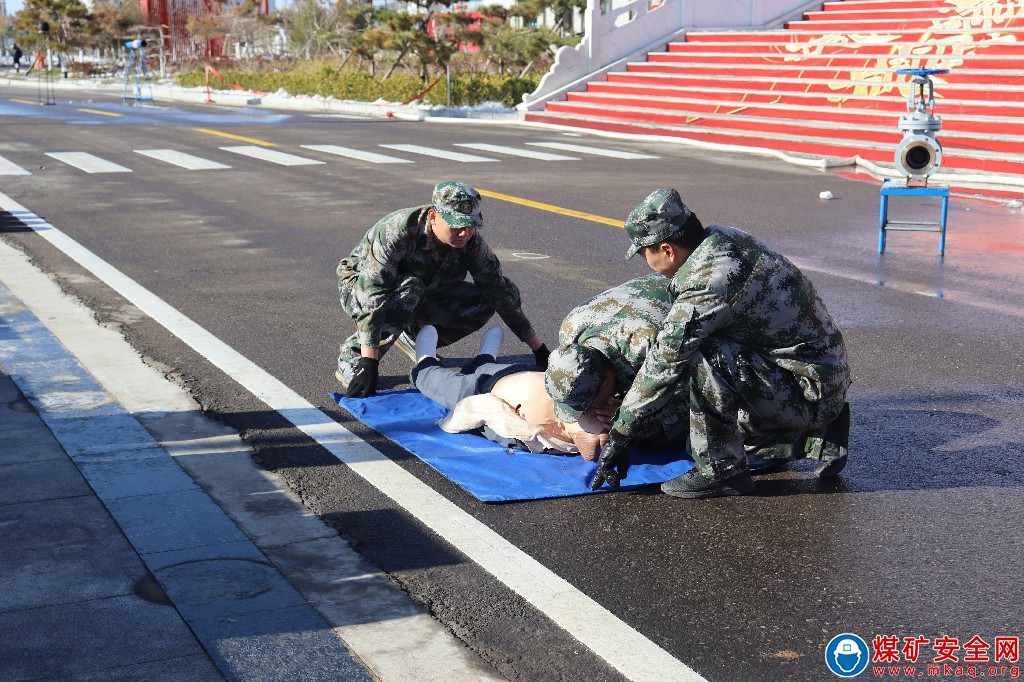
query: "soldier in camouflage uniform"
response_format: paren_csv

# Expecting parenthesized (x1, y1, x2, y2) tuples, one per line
(545, 273, 690, 446)
(336, 181, 549, 397)
(591, 188, 852, 499)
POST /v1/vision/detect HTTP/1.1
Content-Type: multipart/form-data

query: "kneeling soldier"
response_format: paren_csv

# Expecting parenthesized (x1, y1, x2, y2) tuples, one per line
(592, 188, 852, 498)
(336, 181, 549, 397)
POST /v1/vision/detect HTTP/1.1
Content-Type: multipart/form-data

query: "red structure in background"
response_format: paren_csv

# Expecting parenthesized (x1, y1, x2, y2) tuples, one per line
(136, 0, 253, 60)
(427, 7, 486, 54)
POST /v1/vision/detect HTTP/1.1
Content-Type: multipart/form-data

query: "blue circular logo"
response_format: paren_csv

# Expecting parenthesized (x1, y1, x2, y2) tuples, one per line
(825, 633, 869, 677)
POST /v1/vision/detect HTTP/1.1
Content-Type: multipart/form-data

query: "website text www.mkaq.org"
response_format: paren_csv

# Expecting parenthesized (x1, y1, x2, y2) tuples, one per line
(867, 635, 1021, 678)
(871, 664, 1021, 678)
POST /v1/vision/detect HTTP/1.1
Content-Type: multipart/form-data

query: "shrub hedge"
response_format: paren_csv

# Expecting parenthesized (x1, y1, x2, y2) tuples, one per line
(175, 68, 540, 107)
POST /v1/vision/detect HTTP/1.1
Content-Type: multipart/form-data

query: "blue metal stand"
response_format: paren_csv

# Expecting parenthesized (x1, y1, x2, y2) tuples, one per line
(878, 178, 950, 256)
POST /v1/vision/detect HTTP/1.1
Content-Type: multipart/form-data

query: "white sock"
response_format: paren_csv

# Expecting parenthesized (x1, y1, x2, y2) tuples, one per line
(414, 325, 438, 362)
(478, 326, 504, 358)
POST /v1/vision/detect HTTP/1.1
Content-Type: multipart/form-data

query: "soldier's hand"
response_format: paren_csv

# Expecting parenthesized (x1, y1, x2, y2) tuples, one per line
(590, 430, 634, 490)
(532, 343, 551, 369)
(592, 400, 619, 428)
(572, 430, 607, 462)
(345, 357, 379, 398)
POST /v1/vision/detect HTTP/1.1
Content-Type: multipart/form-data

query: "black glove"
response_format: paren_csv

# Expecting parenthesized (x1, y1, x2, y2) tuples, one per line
(532, 343, 551, 369)
(345, 357, 379, 398)
(590, 430, 634, 490)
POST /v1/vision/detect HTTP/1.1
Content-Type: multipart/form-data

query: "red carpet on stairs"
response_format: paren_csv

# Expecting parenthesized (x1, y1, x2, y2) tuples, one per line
(524, 0, 1024, 194)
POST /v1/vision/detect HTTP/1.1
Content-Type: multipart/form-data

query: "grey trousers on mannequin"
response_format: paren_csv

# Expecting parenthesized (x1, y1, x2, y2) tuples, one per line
(411, 354, 534, 448)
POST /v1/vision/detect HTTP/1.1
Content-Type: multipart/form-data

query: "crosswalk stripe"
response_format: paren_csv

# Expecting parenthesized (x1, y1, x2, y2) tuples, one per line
(0, 155, 31, 176)
(45, 152, 132, 174)
(219, 146, 326, 167)
(300, 145, 413, 165)
(135, 149, 231, 170)
(379, 144, 497, 163)
(526, 142, 658, 160)
(454, 143, 578, 161)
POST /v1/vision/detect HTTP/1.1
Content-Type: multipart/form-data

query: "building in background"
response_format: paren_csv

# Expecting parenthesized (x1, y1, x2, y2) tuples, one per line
(135, 0, 275, 60)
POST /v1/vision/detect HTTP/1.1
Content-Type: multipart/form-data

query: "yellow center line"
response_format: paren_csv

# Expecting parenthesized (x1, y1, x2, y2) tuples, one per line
(78, 108, 123, 117)
(10, 98, 41, 106)
(475, 188, 623, 228)
(193, 128, 277, 147)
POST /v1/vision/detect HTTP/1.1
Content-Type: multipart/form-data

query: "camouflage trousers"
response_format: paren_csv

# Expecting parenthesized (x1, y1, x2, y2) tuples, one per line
(636, 392, 690, 449)
(338, 275, 495, 371)
(688, 339, 847, 480)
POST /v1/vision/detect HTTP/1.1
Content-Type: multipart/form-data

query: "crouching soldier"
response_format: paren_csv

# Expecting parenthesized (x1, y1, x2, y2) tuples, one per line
(336, 181, 549, 397)
(592, 188, 852, 498)
(545, 273, 690, 447)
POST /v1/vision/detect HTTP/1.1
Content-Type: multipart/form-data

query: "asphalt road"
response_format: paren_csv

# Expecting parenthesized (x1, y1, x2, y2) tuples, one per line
(2, 84, 1023, 681)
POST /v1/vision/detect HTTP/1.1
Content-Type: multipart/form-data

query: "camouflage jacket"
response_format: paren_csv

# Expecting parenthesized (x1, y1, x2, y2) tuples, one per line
(558, 273, 673, 391)
(337, 206, 535, 348)
(615, 225, 851, 438)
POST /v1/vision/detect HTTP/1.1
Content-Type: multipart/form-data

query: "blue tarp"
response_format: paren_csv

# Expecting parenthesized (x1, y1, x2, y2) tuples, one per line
(332, 389, 700, 502)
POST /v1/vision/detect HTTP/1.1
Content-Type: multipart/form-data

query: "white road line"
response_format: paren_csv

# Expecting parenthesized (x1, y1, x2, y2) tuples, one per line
(0, 155, 31, 176)
(526, 142, 659, 159)
(301, 145, 413, 164)
(379, 144, 498, 163)
(45, 152, 133, 174)
(219, 146, 326, 167)
(135, 149, 231, 170)
(454, 143, 579, 161)
(0, 242, 503, 682)
(0, 188, 705, 682)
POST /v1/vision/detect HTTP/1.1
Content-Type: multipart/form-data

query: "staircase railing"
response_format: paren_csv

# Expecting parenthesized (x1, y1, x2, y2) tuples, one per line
(518, 0, 824, 113)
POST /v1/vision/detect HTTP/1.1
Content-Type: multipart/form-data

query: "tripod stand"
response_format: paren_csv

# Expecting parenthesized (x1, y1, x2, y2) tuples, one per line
(37, 28, 55, 106)
(123, 39, 154, 105)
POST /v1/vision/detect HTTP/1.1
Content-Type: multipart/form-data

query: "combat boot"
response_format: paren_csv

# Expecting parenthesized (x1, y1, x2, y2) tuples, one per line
(815, 402, 850, 479)
(661, 467, 754, 499)
(392, 331, 444, 366)
(392, 331, 418, 362)
(335, 361, 355, 391)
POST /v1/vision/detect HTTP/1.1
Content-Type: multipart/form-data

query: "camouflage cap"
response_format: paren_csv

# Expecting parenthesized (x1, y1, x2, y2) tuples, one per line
(432, 181, 484, 229)
(545, 344, 604, 423)
(623, 188, 693, 260)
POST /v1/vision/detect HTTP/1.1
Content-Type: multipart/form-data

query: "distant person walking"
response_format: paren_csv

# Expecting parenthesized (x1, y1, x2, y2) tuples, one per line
(12, 44, 23, 73)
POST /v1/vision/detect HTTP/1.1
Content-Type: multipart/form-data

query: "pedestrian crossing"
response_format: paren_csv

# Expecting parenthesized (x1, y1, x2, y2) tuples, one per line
(0, 140, 659, 176)
(134, 149, 231, 170)
(44, 152, 132, 174)
(220, 145, 327, 167)
(379, 144, 498, 163)
(300, 145, 413, 165)
(0, 155, 31, 176)
(454, 143, 578, 161)
(526, 142, 659, 160)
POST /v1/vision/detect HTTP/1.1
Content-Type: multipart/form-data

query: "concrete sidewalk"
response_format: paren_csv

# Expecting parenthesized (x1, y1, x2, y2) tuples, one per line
(0, 368, 230, 680)
(0, 241, 500, 681)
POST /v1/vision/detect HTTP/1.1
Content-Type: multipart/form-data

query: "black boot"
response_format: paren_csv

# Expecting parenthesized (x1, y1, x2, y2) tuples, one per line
(815, 402, 850, 479)
(661, 467, 754, 499)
